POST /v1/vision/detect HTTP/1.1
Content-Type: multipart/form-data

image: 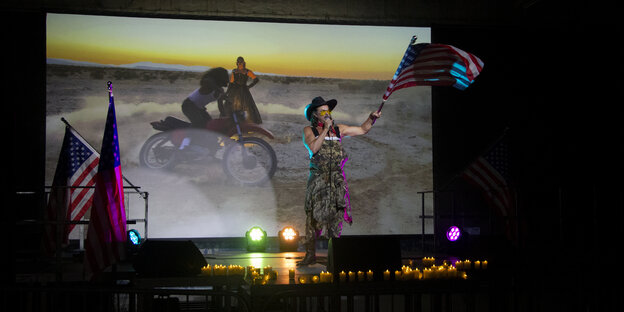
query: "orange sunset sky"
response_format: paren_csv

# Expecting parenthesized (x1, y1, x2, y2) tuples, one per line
(46, 13, 430, 80)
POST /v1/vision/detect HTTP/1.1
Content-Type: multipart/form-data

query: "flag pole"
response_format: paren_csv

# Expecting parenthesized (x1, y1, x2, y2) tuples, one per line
(60, 110, 144, 198)
(372, 35, 418, 125)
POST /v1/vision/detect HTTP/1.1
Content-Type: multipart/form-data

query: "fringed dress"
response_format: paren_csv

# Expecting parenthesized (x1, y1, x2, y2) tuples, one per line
(303, 126, 352, 244)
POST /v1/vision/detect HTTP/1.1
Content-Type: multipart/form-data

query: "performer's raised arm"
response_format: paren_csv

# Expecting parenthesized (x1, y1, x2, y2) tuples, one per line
(339, 111, 382, 137)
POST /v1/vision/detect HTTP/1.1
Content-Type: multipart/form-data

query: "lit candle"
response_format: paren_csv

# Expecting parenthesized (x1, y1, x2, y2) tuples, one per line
(348, 271, 356, 282)
(394, 270, 402, 280)
(319, 271, 326, 283)
(455, 261, 462, 270)
(482, 260, 488, 269)
(366, 270, 374, 281)
(383, 270, 390, 281)
(422, 268, 431, 280)
(448, 266, 457, 279)
(298, 276, 307, 284)
(201, 265, 211, 276)
(339, 271, 347, 282)
(474, 260, 480, 269)
(438, 266, 447, 279)
(312, 275, 319, 283)
(357, 271, 365, 282)
(464, 260, 471, 270)
(402, 267, 411, 280)
(289, 268, 295, 279)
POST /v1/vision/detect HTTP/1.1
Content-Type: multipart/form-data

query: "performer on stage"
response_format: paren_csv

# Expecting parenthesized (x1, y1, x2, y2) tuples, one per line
(297, 96, 382, 266)
(222, 56, 262, 123)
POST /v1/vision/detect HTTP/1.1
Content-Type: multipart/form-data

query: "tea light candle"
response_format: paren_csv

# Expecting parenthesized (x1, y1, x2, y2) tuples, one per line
(339, 271, 347, 282)
(289, 268, 295, 279)
(448, 266, 457, 279)
(298, 276, 307, 284)
(357, 271, 365, 282)
(454, 261, 462, 270)
(383, 270, 390, 281)
(366, 270, 374, 281)
(414, 269, 422, 280)
(394, 270, 401, 280)
(201, 265, 212, 276)
(312, 275, 319, 283)
(422, 268, 431, 280)
(474, 260, 481, 269)
(482, 260, 488, 269)
(348, 271, 356, 282)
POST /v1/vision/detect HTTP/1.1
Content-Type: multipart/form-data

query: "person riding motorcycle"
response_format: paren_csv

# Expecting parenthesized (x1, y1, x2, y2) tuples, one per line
(181, 67, 230, 128)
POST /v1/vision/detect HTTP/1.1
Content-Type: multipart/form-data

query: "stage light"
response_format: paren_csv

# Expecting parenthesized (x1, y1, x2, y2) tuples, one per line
(278, 226, 299, 251)
(246, 226, 267, 252)
(128, 229, 142, 245)
(447, 226, 461, 242)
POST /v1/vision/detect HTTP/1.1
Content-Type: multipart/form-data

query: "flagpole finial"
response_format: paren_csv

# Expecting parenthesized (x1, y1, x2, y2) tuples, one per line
(107, 81, 113, 91)
(410, 36, 418, 45)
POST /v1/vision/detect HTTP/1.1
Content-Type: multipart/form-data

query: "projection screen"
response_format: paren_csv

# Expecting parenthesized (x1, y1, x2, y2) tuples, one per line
(45, 13, 433, 239)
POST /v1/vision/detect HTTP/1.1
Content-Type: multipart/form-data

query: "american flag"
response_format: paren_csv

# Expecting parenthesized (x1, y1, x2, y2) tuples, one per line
(43, 126, 99, 255)
(84, 84, 127, 280)
(383, 37, 484, 100)
(462, 135, 515, 238)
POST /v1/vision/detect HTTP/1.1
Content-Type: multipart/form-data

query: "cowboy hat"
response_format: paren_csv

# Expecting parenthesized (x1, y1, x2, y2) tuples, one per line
(304, 96, 337, 121)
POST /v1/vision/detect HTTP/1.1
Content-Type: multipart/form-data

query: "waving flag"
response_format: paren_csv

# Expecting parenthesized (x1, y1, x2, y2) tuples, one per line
(43, 126, 99, 255)
(383, 37, 484, 101)
(84, 82, 127, 280)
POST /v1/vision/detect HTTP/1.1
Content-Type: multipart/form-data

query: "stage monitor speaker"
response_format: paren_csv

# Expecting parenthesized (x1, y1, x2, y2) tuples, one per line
(327, 235, 402, 280)
(132, 240, 207, 278)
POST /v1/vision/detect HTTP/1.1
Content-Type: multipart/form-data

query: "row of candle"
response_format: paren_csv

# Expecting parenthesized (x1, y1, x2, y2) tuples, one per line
(247, 265, 278, 285)
(291, 266, 470, 284)
(297, 271, 335, 284)
(454, 260, 487, 270)
(413, 257, 489, 271)
(339, 270, 375, 282)
(200, 264, 245, 276)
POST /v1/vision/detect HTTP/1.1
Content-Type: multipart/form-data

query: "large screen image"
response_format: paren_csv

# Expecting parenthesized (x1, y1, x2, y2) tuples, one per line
(45, 13, 432, 239)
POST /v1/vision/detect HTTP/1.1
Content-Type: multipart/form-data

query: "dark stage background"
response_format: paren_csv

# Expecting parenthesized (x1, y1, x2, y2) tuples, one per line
(3, 1, 623, 309)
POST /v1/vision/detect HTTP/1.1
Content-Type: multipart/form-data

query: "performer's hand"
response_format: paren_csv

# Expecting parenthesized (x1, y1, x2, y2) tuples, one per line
(323, 118, 334, 132)
(370, 111, 382, 119)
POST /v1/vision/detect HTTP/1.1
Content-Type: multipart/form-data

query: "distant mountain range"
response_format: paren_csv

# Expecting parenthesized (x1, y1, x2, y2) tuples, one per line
(46, 58, 283, 76)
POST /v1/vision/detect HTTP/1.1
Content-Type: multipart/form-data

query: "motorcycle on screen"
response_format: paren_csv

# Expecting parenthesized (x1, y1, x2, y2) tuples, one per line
(139, 111, 277, 186)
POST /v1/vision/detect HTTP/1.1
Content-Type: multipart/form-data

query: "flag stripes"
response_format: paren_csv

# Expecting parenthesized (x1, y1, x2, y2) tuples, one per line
(383, 41, 484, 100)
(43, 126, 99, 255)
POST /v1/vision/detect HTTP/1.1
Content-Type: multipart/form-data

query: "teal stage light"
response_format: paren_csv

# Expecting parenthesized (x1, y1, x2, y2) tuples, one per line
(128, 229, 142, 245)
(278, 226, 299, 252)
(246, 226, 267, 252)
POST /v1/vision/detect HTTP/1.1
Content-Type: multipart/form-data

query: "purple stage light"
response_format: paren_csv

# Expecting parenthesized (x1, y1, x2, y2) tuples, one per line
(447, 226, 461, 242)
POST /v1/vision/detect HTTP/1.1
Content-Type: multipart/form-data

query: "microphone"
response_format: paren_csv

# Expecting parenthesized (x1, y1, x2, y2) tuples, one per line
(324, 115, 336, 135)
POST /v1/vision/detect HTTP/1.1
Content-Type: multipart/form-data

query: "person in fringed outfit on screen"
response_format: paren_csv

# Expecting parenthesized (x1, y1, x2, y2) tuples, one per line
(297, 96, 382, 266)
(222, 56, 262, 123)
